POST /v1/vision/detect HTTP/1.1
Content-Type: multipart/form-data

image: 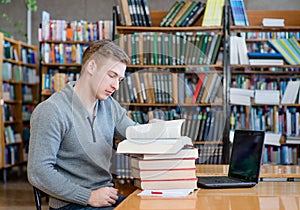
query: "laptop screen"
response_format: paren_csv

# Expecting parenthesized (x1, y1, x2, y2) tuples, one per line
(228, 130, 265, 182)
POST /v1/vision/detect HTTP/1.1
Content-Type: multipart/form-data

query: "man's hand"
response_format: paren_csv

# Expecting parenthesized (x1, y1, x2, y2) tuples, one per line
(88, 186, 118, 207)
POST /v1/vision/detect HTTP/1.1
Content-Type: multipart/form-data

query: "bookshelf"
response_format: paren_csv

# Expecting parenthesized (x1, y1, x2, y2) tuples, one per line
(228, 10, 300, 165)
(0, 33, 39, 182)
(39, 15, 114, 101)
(112, 0, 229, 180)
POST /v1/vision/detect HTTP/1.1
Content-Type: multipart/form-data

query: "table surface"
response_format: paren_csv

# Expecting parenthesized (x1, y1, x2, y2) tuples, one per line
(196, 164, 300, 178)
(115, 182, 300, 210)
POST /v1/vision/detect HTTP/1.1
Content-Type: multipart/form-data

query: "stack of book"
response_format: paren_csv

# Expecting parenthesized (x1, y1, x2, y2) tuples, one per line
(247, 52, 284, 66)
(117, 120, 198, 190)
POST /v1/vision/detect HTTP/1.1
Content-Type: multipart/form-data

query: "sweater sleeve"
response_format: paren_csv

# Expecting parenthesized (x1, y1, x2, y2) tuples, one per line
(27, 101, 91, 206)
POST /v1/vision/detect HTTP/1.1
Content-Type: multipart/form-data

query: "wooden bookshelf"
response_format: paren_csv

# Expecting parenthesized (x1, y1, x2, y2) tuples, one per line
(113, 4, 228, 173)
(228, 10, 300, 165)
(0, 33, 39, 182)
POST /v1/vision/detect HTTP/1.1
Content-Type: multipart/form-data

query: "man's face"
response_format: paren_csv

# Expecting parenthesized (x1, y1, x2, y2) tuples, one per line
(93, 59, 126, 100)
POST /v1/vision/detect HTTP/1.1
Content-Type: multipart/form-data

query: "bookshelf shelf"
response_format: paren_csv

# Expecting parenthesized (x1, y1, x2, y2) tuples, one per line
(113, 2, 227, 171)
(120, 102, 223, 107)
(126, 64, 224, 69)
(228, 9, 300, 166)
(0, 32, 39, 182)
(116, 25, 223, 33)
(193, 141, 223, 145)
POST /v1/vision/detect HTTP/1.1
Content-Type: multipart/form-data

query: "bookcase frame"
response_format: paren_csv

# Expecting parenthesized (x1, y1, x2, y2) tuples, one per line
(227, 9, 300, 165)
(113, 7, 229, 166)
(0, 33, 39, 183)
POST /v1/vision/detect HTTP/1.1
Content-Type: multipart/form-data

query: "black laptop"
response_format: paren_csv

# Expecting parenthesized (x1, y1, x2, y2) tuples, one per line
(197, 130, 265, 189)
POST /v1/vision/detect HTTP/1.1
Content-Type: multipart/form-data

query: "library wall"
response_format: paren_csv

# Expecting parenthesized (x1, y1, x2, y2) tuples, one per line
(0, 0, 299, 45)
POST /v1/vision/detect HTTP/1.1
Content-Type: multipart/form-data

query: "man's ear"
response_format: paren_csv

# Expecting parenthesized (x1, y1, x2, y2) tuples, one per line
(86, 60, 97, 75)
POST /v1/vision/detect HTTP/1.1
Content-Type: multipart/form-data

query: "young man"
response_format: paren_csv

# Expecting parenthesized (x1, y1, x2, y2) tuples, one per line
(27, 40, 136, 209)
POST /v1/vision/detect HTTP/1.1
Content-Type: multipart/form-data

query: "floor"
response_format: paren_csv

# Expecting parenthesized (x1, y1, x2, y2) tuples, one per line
(0, 167, 48, 210)
(0, 167, 136, 210)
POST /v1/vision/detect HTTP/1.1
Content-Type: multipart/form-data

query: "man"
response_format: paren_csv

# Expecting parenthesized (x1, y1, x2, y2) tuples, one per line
(27, 39, 136, 209)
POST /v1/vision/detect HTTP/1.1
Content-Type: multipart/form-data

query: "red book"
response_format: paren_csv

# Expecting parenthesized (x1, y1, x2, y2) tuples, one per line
(192, 73, 206, 103)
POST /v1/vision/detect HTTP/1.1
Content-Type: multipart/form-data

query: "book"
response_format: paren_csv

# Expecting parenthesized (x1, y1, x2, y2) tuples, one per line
(230, 0, 249, 26)
(131, 167, 196, 180)
(268, 39, 299, 65)
(262, 18, 284, 27)
(281, 80, 300, 104)
(141, 0, 152, 26)
(120, 0, 132, 26)
(117, 136, 192, 154)
(131, 147, 199, 160)
(134, 177, 197, 190)
(130, 156, 197, 170)
(254, 90, 280, 105)
(249, 59, 284, 65)
(164, 1, 185, 27)
(159, 1, 180, 27)
(126, 119, 185, 139)
(186, 3, 206, 27)
(175, 1, 197, 27)
(169, 1, 193, 27)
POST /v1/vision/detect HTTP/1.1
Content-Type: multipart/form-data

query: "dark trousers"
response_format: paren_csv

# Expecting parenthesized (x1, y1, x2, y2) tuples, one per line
(49, 196, 126, 210)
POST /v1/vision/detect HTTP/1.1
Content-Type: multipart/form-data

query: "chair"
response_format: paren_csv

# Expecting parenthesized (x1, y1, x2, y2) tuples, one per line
(33, 186, 48, 210)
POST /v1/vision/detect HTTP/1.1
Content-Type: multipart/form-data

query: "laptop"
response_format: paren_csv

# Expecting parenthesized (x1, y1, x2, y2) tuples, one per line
(197, 130, 265, 189)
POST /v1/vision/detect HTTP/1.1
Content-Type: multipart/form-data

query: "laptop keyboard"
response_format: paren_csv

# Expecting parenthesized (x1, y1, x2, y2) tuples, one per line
(200, 176, 244, 183)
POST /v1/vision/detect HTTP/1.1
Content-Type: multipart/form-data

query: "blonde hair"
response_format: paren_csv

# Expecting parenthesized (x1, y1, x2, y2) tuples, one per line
(81, 39, 130, 72)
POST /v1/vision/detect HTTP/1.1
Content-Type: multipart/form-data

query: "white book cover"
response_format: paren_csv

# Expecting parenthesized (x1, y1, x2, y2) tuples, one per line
(281, 80, 300, 104)
(230, 88, 254, 97)
(254, 90, 280, 105)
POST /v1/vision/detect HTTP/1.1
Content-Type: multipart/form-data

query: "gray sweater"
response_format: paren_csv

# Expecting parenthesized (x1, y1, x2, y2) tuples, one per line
(27, 82, 135, 208)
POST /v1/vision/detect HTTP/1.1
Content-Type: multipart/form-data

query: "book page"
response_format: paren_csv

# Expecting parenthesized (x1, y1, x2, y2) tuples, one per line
(126, 119, 185, 139)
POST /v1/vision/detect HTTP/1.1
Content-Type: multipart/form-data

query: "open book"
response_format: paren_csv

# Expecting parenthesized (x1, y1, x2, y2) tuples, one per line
(126, 119, 185, 139)
(117, 119, 193, 154)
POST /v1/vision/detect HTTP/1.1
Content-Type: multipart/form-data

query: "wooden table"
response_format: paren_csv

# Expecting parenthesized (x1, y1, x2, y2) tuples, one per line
(196, 164, 300, 180)
(115, 182, 300, 210)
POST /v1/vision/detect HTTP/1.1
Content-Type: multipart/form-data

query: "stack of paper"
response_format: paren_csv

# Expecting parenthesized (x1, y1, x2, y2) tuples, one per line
(117, 120, 198, 190)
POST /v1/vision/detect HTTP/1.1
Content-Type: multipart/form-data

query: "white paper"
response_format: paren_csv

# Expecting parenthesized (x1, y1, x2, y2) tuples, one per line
(138, 188, 196, 197)
(126, 119, 185, 139)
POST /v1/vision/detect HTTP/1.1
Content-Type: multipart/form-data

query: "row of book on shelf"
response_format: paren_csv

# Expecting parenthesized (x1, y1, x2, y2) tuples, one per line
(3, 41, 37, 64)
(158, 0, 225, 27)
(3, 126, 22, 145)
(41, 11, 113, 41)
(230, 105, 300, 137)
(3, 145, 20, 166)
(2, 83, 35, 102)
(230, 35, 300, 65)
(263, 145, 299, 165)
(40, 42, 88, 64)
(41, 71, 80, 93)
(3, 104, 34, 122)
(114, 71, 223, 105)
(116, 32, 222, 66)
(2, 63, 39, 83)
(230, 80, 300, 106)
